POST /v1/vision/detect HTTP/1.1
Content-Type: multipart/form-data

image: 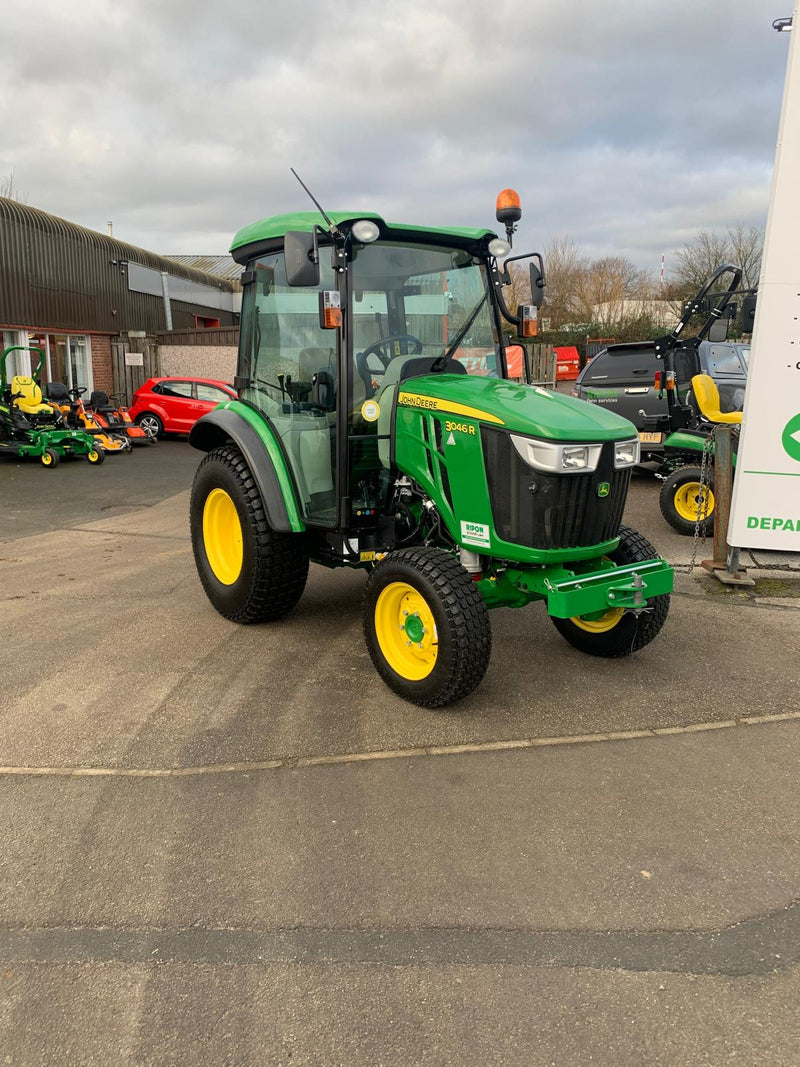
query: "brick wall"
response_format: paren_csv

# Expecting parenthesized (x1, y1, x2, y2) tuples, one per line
(159, 345, 237, 383)
(91, 335, 114, 393)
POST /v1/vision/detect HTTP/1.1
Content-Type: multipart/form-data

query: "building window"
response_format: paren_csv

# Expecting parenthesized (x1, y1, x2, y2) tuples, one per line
(2, 330, 30, 379)
(47, 334, 94, 393)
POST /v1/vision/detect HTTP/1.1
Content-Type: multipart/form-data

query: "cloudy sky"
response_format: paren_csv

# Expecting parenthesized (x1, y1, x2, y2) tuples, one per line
(0, 0, 793, 278)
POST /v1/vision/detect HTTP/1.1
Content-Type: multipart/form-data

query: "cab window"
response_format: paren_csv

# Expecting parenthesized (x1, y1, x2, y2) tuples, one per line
(240, 251, 338, 527)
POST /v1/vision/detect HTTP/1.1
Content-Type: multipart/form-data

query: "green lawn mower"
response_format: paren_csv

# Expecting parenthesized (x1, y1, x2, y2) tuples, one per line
(0, 346, 105, 467)
(645, 266, 745, 536)
(189, 186, 673, 707)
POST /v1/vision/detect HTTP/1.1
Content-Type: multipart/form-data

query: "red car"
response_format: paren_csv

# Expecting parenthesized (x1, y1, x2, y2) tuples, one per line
(128, 377, 237, 439)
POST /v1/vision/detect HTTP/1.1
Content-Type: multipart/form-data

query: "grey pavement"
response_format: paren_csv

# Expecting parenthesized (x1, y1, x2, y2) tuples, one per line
(1, 444, 799, 1065)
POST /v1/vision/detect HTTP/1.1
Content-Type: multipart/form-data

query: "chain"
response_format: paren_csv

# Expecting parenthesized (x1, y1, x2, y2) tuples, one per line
(688, 434, 714, 572)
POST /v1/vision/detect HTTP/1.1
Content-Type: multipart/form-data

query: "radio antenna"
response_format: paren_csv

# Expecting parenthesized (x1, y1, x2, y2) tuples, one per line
(290, 168, 343, 240)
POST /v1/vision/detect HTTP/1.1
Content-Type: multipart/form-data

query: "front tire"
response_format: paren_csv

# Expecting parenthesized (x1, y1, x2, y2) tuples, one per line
(190, 445, 308, 622)
(363, 547, 491, 708)
(86, 446, 105, 464)
(550, 525, 670, 657)
(41, 447, 60, 468)
(660, 465, 715, 536)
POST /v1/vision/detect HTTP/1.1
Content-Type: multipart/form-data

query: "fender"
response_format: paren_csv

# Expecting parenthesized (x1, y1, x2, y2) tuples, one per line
(664, 429, 709, 454)
(189, 401, 305, 533)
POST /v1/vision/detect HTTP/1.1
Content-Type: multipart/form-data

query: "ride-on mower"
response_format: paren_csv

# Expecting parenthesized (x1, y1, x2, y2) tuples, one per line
(189, 188, 673, 707)
(0, 347, 105, 467)
(644, 265, 745, 536)
(44, 382, 131, 455)
(87, 391, 152, 446)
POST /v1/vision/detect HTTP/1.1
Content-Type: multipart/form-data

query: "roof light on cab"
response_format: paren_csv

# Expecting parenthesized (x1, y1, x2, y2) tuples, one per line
(351, 219, 380, 244)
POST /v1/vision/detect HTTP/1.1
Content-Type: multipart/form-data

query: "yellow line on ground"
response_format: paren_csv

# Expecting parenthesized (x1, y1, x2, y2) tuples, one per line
(0, 710, 798, 780)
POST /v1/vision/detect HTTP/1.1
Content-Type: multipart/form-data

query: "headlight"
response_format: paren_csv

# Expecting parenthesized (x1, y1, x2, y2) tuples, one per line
(510, 434, 602, 474)
(613, 439, 640, 469)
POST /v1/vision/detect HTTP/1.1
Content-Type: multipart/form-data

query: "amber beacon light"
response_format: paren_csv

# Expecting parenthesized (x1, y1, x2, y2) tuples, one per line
(495, 188, 522, 246)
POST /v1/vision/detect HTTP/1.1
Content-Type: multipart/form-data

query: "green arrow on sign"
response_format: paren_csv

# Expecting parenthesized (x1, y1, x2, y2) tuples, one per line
(782, 413, 800, 463)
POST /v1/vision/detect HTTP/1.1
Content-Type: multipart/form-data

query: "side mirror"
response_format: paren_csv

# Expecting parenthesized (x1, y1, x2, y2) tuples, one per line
(529, 262, 544, 308)
(285, 231, 320, 287)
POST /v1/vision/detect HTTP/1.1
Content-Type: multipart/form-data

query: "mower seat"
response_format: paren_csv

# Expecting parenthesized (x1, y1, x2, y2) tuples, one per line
(45, 381, 71, 403)
(11, 376, 54, 416)
(89, 390, 114, 413)
(691, 374, 743, 425)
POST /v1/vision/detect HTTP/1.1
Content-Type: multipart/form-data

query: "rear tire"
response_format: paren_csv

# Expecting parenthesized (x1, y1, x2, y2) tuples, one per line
(190, 444, 308, 622)
(137, 413, 163, 439)
(363, 547, 491, 708)
(660, 465, 715, 536)
(550, 525, 670, 657)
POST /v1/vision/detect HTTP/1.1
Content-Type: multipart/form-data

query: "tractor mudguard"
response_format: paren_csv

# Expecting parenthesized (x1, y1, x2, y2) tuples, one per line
(663, 429, 709, 454)
(189, 404, 304, 533)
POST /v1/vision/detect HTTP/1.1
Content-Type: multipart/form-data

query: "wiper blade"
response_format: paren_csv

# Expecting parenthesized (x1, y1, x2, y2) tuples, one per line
(430, 294, 488, 372)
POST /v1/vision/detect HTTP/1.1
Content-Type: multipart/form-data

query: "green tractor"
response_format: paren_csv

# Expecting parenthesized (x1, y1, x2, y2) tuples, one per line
(0, 346, 105, 467)
(189, 191, 673, 707)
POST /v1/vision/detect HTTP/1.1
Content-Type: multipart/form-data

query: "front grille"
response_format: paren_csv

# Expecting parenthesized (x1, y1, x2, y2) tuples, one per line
(481, 428, 631, 550)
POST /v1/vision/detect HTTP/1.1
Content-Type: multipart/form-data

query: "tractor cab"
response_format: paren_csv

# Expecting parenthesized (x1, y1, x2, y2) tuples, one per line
(206, 204, 543, 554)
(189, 192, 673, 708)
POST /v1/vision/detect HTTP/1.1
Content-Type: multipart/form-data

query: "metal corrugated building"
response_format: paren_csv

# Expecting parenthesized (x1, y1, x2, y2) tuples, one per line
(0, 197, 239, 335)
(164, 254, 242, 286)
(0, 197, 241, 396)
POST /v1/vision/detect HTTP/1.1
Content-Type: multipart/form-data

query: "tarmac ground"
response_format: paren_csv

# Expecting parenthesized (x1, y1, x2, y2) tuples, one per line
(1, 440, 799, 1065)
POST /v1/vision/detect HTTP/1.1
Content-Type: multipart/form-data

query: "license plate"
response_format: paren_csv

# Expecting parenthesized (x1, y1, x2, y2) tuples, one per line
(639, 431, 663, 443)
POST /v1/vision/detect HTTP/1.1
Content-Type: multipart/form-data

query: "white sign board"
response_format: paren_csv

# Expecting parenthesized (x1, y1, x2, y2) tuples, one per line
(124, 351, 144, 367)
(729, 6, 800, 551)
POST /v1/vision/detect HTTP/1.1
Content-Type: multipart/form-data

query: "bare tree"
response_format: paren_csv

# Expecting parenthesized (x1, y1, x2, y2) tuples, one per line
(537, 236, 585, 329)
(573, 256, 654, 325)
(672, 225, 763, 293)
(0, 170, 27, 203)
(725, 223, 763, 290)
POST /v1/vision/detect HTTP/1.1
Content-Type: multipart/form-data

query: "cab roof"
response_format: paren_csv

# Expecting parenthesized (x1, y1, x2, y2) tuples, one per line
(230, 211, 496, 256)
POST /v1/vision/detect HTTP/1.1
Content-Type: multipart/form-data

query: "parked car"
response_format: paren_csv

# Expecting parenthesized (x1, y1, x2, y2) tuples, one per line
(571, 340, 749, 460)
(128, 377, 237, 439)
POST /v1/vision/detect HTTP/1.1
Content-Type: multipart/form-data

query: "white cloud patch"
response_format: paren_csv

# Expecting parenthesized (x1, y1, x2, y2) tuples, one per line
(0, 0, 790, 274)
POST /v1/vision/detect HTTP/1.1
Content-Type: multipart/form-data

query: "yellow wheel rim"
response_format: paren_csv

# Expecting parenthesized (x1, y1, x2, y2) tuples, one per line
(202, 488, 244, 585)
(41, 452, 53, 466)
(570, 607, 625, 633)
(88, 450, 100, 462)
(374, 581, 438, 680)
(673, 482, 715, 523)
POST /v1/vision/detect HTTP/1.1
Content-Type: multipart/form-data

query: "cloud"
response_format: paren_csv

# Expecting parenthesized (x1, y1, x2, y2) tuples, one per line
(0, 0, 790, 273)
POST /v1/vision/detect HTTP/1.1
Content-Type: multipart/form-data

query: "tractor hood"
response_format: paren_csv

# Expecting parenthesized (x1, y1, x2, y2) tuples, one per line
(397, 374, 638, 442)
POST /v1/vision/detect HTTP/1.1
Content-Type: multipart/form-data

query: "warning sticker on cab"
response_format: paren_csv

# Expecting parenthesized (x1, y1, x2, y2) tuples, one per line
(460, 520, 490, 548)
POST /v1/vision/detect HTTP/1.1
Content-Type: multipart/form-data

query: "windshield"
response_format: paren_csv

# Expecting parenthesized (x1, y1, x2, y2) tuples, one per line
(349, 241, 500, 408)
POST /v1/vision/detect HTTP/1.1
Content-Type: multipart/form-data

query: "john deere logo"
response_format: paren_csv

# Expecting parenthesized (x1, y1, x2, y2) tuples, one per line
(597, 482, 610, 498)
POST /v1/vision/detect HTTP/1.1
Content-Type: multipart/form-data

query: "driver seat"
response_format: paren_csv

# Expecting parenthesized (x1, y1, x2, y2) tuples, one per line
(375, 355, 466, 467)
(11, 376, 54, 416)
(691, 374, 742, 425)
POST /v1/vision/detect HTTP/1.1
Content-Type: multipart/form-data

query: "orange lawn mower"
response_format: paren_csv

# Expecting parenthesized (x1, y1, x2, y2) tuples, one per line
(87, 390, 153, 446)
(44, 382, 131, 455)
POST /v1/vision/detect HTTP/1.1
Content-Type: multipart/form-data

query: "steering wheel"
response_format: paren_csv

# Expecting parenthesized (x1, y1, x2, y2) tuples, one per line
(356, 334, 424, 394)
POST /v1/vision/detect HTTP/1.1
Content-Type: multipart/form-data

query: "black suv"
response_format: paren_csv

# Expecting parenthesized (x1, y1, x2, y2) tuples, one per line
(571, 340, 749, 457)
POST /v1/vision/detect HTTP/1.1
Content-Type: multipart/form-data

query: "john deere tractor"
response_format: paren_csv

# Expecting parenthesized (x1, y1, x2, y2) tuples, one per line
(189, 192, 673, 707)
